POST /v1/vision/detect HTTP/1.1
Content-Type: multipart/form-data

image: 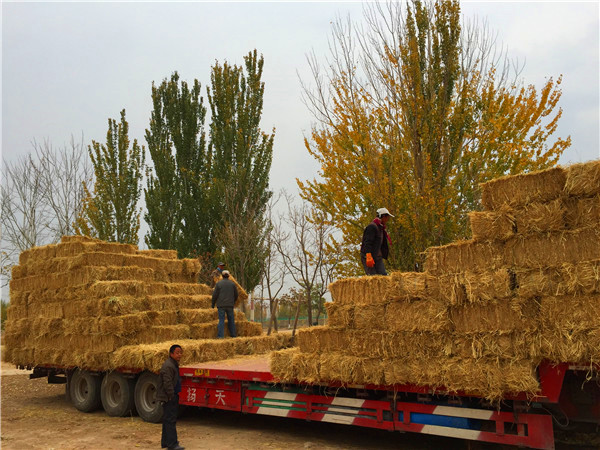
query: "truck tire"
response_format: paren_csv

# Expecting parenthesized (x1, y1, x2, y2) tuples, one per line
(101, 371, 136, 417)
(70, 369, 103, 412)
(134, 372, 163, 423)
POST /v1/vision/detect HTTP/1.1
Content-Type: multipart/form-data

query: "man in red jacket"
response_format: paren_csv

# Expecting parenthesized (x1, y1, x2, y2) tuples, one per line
(360, 208, 393, 275)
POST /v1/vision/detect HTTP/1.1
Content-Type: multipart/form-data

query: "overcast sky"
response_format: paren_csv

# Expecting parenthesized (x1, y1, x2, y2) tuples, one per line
(2, 1, 599, 194)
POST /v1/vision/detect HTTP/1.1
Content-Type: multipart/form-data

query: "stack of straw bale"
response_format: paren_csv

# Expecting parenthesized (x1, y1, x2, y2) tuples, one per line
(271, 160, 600, 402)
(3, 235, 292, 372)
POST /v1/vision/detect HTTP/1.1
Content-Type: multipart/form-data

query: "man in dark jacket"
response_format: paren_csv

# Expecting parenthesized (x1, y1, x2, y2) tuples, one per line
(360, 208, 394, 275)
(211, 270, 238, 338)
(157, 344, 184, 450)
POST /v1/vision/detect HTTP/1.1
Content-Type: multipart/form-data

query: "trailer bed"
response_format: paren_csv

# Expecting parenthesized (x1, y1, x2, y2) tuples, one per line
(178, 355, 557, 449)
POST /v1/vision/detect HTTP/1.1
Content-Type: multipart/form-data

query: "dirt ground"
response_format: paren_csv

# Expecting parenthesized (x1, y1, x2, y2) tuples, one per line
(1, 359, 596, 450)
(0, 359, 467, 450)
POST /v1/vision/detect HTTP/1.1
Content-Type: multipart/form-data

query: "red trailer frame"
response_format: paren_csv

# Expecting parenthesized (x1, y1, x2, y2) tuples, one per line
(176, 357, 600, 450)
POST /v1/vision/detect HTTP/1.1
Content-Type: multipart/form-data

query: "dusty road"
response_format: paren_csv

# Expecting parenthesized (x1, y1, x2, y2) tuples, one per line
(1, 360, 595, 450)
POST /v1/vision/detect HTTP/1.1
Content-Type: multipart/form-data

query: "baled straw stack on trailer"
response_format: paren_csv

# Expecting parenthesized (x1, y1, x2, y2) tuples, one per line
(3, 235, 292, 372)
(271, 160, 600, 402)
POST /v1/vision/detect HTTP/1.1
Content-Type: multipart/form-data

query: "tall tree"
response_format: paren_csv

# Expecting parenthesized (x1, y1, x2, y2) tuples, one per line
(75, 109, 144, 244)
(1, 137, 92, 287)
(144, 72, 211, 257)
(274, 194, 339, 335)
(208, 50, 275, 292)
(299, 0, 570, 273)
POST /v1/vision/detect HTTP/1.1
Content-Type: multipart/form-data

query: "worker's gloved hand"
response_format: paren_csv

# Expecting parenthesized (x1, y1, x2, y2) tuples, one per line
(366, 253, 375, 268)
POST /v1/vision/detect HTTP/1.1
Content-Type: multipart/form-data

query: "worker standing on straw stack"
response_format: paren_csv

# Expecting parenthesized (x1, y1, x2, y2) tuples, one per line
(360, 208, 393, 276)
(157, 344, 184, 450)
(212, 270, 238, 338)
(210, 261, 226, 287)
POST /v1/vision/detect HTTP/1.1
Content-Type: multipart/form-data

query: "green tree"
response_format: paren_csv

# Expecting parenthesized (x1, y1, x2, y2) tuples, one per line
(144, 72, 211, 257)
(299, 1, 570, 273)
(75, 109, 144, 244)
(208, 50, 274, 292)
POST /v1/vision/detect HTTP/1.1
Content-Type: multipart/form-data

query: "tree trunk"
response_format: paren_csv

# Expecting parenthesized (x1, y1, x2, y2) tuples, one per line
(291, 299, 301, 337)
(306, 292, 313, 327)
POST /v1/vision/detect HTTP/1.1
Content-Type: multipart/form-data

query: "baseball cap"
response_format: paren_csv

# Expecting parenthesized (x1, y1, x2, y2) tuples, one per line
(377, 208, 394, 217)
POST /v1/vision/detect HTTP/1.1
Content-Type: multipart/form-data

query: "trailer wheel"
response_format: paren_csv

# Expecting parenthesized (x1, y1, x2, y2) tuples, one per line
(101, 371, 136, 417)
(70, 369, 102, 412)
(134, 372, 163, 423)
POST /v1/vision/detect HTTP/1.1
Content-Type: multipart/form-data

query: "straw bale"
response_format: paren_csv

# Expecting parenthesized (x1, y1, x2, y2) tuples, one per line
(383, 356, 447, 387)
(72, 351, 113, 372)
(564, 160, 600, 197)
(14, 252, 200, 282)
(35, 303, 64, 319)
(62, 294, 213, 318)
(145, 294, 213, 312)
(452, 332, 540, 361)
(7, 291, 28, 306)
(9, 266, 159, 292)
(7, 347, 36, 367)
(469, 207, 515, 241)
(177, 309, 219, 325)
(516, 267, 561, 298)
(289, 350, 322, 383)
(325, 303, 354, 328)
(113, 335, 290, 373)
(18, 244, 57, 266)
(558, 260, 600, 295)
(6, 304, 27, 321)
(350, 331, 451, 360)
(353, 305, 385, 329)
(442, 358, 539, 401)
(136, 324, 191, 344)
(54, 239, 137, 258)
(297, 326, 330, 353)
(188, 318, 262, 340)
(540, 328, 600, 364)
(384, 300, 450, 332)
(319, 352, 385, 385)
(387, 272, 439, 300)
(424, 239, 505, 276)
(328, 275, 391, 305)
(189, 323, 221, 339)
(383, 356, 539, 401)
(514, 197, 566, 235)
(86, 281, 211, 299)
(232, 334, 295, 357)
(563, 195, 600, 230)
(236, 321, 263, 337)
(480, 166, 566, 211)
(297, 326, 348, 354)
(136, 249, 178, 259)
(270, 347, 304, 382)
(450, 297, 540, 333)
(541, 295, 600, 332)
(437, 269, 512, 305)
(507, 228, 600, 269)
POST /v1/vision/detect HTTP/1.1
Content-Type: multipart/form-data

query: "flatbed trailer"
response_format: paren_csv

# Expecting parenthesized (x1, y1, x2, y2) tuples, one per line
(29, 357, 599, 449)
(176, 356, 599, 450)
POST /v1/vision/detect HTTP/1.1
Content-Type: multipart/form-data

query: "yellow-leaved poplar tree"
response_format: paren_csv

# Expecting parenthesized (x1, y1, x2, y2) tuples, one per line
(299, 0, 570, 274)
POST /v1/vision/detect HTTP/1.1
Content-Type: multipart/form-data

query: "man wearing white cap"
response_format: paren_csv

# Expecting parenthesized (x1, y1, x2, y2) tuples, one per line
(360, 208, 393, 275)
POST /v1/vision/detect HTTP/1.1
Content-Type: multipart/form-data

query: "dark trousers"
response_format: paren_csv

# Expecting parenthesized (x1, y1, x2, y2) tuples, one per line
(161, 394, 178, 449)
(217, 307, 236, 338)
(361, 254, 387, 275)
